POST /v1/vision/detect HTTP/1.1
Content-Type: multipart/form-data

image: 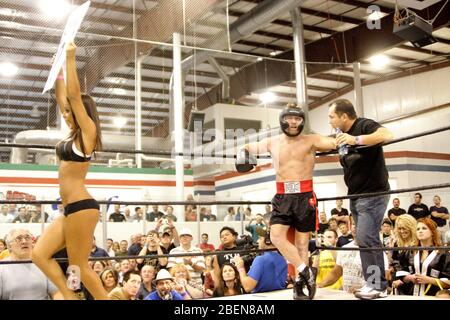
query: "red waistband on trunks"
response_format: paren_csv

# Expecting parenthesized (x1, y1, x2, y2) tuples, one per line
(276, 180, 313, 194)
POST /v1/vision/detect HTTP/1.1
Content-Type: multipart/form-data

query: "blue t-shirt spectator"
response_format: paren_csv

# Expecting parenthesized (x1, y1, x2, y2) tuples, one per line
(90, 246, 109, 258)
(247, 251, 287, 293)
(144, 290, 184, 300)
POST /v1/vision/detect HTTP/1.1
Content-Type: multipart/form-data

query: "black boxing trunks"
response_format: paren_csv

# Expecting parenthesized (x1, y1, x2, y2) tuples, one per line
(270, 180, 318, 232)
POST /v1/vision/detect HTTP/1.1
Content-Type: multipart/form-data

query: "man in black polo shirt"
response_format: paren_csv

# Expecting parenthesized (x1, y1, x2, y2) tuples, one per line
(331, 199, 349, 226)
(109, 204, 126, 222)
(387, 198, 406, 226)
(328, 99, 393, 300)
(429, 194, 449, 240)
(407, 193, 430, 220)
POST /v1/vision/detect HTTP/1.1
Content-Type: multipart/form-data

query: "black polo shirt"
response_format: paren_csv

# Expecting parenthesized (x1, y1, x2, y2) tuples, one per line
(430, 206, 449, 227)
(408, 203, 429, 220)
(340, 118, 390, 195)
(331, 208, 349, 216)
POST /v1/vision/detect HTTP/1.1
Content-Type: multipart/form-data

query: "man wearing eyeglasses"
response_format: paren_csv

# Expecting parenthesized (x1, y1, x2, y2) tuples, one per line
(328, 99, 393, 300)
(0, 229, 62, 300)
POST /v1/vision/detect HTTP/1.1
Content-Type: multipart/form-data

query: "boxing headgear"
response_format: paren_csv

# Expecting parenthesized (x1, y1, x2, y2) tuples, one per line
(279, 106, 305, 137)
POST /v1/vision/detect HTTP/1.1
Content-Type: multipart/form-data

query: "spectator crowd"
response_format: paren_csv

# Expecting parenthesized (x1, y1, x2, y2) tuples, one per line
(0, 193, 449, 299)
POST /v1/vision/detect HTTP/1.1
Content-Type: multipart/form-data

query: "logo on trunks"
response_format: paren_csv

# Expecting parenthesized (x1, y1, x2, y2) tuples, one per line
(284, 182, 300, 193)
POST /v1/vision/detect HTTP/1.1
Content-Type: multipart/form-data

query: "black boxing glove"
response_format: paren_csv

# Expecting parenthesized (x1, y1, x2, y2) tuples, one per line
(235, 148, 257, 173)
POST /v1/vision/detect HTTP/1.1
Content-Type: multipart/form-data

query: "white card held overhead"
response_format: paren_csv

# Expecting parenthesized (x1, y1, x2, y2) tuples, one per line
(42, 1, 91, 94)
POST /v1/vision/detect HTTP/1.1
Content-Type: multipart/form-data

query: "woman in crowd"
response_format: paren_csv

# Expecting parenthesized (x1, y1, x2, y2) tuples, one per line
(112, 241, 120, 255)
(213, 262, 245, 297)
(0, 239, 6, 253)
(99, 268, 119, 293)
(170, 263, 204, 299)
(391, 214, 417, 295)
(202, 255, 215, 297)
(92, 260, 107, 275)
(409, 218, 450, 296)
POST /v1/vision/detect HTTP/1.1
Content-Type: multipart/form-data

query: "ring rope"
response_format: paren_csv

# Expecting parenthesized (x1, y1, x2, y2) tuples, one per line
(0, 247, 278, 265)
(0, 125, 448, 159)
(316, 124, 450, 157)
(1, 245, 448, 265)
(1, 182, 449, 206)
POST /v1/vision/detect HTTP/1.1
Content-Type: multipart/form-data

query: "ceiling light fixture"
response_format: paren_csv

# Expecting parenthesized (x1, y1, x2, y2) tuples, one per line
(0, 62, 18, 77)
(112, 88, 127, 95)
(368, 54, 390, 69)
(260, 91, 276, 104)
(39, 0, 72, 20)
(113, 116, 127, 128)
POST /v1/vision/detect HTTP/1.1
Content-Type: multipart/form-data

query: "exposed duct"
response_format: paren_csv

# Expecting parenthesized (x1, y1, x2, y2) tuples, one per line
(11, 130, 65, 164)
(207, 57, 230, 101)
(181, 0, 303, 70)
(11, 130, 173, 164)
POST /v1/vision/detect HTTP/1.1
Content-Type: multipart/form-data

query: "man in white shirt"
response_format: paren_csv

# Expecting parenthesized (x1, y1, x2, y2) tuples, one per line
(167, 228, 205, 286)
(0, 229, 62, 300)
(0, 205, 14, 223)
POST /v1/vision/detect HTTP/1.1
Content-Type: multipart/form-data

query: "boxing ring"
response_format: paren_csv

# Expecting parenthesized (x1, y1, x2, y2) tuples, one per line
(0, 125, 449, 300)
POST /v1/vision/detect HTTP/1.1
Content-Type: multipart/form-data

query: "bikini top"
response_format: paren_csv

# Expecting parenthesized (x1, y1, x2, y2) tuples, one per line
(56, 139, 92, 162)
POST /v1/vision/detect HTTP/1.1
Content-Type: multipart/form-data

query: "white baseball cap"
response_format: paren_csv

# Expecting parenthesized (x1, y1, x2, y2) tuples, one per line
(179, 228, 193, 237)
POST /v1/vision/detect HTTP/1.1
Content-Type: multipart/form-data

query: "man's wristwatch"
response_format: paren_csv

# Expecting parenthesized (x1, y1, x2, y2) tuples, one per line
(355, 135, 363, 145)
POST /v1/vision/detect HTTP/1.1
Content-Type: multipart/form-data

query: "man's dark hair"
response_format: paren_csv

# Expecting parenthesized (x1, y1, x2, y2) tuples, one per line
(330, 99, 357, 120)
(382, 218, 392, 226)
(337, 220, 348, 227)
(107, 238, 113, 242)
(201, 233, 209, 237)
(220, 226, 238, 237)
(328, 217, 338, 223)
(415, 193, 422, 199)
(227, 207, 234, 213)
(135, 206, 141, 212)
(123, 270, 140, 283)
(324, 229, 338, 238)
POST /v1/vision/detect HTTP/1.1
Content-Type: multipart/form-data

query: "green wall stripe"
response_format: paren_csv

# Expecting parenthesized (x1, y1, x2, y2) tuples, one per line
(0, 163, 193, 175)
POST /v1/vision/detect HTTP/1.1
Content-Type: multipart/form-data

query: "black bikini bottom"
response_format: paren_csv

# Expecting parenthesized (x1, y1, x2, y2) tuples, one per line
(64, 199, 99, 217)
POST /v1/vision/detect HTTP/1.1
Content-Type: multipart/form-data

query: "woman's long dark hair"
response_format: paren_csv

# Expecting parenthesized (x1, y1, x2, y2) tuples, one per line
(213, 262, 244, 297)
(68, 94, 102, 157)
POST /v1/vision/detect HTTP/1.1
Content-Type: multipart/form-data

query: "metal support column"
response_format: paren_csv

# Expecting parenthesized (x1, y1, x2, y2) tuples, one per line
(291, 7, 311, 133)
(173, 33, 185, 222)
